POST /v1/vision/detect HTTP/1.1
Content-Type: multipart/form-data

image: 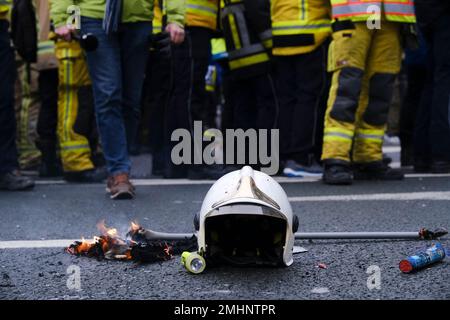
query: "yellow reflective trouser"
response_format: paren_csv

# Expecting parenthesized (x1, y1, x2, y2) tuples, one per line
(56, 41, 94, 172)
(15, 61, 41, 169)
(322, 21, 401, 163)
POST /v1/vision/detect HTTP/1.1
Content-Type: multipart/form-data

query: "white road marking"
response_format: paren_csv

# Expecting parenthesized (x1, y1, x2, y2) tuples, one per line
(34, 173, 450, 186)
(311, 287, 330, 294)
(0, 239, 80, 249)
(288, 191, 450, 202)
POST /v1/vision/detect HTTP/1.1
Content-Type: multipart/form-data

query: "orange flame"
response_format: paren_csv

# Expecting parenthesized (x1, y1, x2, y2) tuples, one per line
(130, 221, 140, 232)
(96, 220, 118, 238)
(68, 220, 147, 261)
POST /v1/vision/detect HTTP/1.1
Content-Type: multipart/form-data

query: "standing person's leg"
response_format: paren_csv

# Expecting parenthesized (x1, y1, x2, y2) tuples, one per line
(0, 20, 34, 190)
(278, 43, 328, 177)
(144, 51, 171, 175)
(36, 68, 60, 177)
(186, 27, 213, 178)
(230, 77, 256, 168)
(429, 13, 450, 172)
(119, 22, 152, 150)
(81, 18, 125, 174)
(164, 37, 191, 178)
(413, 51, 433, 172)
(55, 40, 104, 183)
(189, 27, 212, 129)
(255, 74, 278, 131)
(352, 21, 403, 180)
(254, 73, 279, 173)
(321, 22, 371, 184)
(81, 17, 133, 199)
(291, 43, 328, 174)
(399, 63, 427, 167)
(273, 56, 295, 169)
(15, 62, 41, 170)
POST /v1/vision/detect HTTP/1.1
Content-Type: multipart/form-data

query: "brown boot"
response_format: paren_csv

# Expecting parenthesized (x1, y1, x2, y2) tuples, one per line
(106, 173, 135, 200)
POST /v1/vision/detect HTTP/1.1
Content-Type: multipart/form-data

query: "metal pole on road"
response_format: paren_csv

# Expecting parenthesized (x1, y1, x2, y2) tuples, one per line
(295, 232, 424, 240)
(139, 228, 447, 241)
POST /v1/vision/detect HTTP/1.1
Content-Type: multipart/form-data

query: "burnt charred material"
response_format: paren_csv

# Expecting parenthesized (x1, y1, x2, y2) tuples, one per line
(66, 229, 198, 263)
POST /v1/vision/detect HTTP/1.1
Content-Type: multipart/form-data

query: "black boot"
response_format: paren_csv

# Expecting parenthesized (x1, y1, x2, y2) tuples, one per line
(322, 160, 353, 185)
(0, 170, 35, 191)
(35, 139, 62, 178)
(64, 167, 107, 183)
(353, 161, 404, 180)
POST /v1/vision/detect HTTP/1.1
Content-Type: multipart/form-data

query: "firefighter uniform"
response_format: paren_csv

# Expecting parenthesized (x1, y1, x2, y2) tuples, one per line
(35, 0, 59, 177)
(322, 0, 415, 165)
(222, 0, 271, 80)
(15, 58, 41, 169)
(55, 40, 96, 173)
(14, 0, 59, 170)
(221, 0, 278, 169)
(271, 0, 331, 170)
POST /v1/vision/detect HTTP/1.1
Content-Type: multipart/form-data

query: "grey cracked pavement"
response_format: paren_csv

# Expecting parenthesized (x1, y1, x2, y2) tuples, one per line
(0, 174, 449, 300)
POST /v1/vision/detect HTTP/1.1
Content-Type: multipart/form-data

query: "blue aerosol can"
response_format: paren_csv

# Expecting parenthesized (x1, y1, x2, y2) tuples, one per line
(399, 243, 446, 273)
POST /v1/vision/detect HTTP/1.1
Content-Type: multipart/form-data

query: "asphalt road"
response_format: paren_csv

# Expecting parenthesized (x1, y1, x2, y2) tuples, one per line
(1, 172, 449, 300)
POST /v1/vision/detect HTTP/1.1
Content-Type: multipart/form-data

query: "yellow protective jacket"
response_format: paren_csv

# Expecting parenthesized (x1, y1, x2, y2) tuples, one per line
(186, 0, 219, 30)
(330, 0, 416, 23)
(51, 0, 185, 28)
(0, 0, 11, 20)
(271, 0, 332, 56)
(221, 0, 270, 79)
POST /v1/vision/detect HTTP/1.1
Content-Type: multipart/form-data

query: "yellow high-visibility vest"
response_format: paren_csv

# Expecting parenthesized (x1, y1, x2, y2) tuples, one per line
(271, 0, 332, 56)
(186, 0, 219, 30)
(222, 0, 270, 75)
(330, 0, 416, 23)
(0, 0, 11, 20)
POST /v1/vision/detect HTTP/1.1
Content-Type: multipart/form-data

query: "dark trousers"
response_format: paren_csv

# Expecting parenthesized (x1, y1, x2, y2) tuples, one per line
(164, 27, 212, 176)
(274, 41, 329, 165)
(37, 68, 58, 146)
(228, 73, 278, 130)
(399, 63, 426, 164)
(223, 73, 278, 168)
(0, 20, 19, 174)
(415, 13, 450, 161)
(169, 27, 213, 131)
(140, 51, 172, 172)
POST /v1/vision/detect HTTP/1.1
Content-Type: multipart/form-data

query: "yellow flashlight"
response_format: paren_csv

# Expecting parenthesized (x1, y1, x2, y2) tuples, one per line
(181, 251, 206, 274)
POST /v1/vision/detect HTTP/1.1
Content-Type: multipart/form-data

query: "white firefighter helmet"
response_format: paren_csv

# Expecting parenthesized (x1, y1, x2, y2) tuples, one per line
(195, 166, 297, 267)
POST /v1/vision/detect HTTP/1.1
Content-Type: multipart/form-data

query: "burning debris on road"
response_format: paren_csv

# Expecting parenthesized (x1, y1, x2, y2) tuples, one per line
(66, 221, 197, 263)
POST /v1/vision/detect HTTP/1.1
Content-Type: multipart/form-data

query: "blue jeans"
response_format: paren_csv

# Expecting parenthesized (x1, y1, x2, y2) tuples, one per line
(80, 17, 152, 175)
(0, 20, 19, 174)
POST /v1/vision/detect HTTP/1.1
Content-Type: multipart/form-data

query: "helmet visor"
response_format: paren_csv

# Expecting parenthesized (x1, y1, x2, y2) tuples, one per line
(204, 204, 287, 267)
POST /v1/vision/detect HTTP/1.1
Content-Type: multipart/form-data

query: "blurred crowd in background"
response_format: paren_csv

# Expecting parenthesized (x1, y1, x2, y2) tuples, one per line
(0, 0, 449, 199)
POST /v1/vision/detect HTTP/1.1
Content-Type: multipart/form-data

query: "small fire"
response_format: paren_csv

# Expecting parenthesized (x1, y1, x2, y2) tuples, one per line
(66, 221, 196, 263)
(66, 221, 132, 260)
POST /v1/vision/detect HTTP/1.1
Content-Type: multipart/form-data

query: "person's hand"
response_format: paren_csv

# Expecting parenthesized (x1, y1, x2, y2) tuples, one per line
(55, 25, 75, 41)
(165, 23, 185, 45)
